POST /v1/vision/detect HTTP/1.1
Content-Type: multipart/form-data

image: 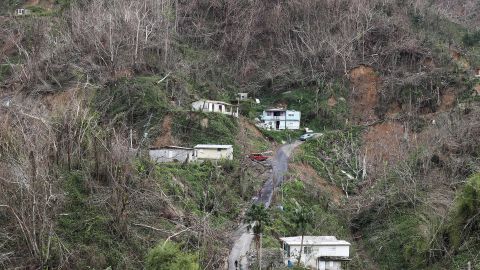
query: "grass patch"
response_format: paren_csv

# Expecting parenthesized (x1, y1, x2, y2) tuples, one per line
(259, 129, 303, 144)
(297, 127, 364, 194)
(57, 172, 141, 269)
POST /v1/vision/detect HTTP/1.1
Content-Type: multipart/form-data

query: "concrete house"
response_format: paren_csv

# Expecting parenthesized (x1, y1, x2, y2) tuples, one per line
(280, 236, 351, 270)
(259, 108, 301, 130)
(191, 100, 238, 117)
(15, 9, 30, 16)
(149, 146, 196, 163)
(194, 144, 233, 161)
(237, 93, 248, 101)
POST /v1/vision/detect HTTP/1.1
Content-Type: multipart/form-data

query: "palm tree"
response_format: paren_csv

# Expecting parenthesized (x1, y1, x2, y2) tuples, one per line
(246, 203, 270, 270)
(291, 200, 313, 266)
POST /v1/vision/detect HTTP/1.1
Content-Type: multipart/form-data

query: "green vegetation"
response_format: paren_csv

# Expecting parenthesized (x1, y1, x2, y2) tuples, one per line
(153, 161, 246, 218)
(264, 179, 364, 268)
(259, 129, 302, 144)
(246, 203, 271, 269)
(94, 76, 171, 131)
(172, 112, 238, 147)
(146, 241, 199, 270)
(0, 65, 12, 83)
(298, 128, 364, 194)
(57, 172, 142, 269)
(448, 173, 480, 250)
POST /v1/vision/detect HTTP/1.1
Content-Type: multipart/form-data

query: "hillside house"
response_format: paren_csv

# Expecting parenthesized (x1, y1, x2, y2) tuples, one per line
(237, 93, 248, 101)
(475, 68, 480, 77)
(149, 146, 196, 163)
(280, 236, 350, 270)
(191, 100, 238, 117)
(259, 108, 301, 130)
(15, 9, 30, 16)
(194, 144, 233, 161)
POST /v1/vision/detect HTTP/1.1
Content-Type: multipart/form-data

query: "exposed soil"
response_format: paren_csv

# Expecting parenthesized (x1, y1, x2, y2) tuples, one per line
(152, 115, 175, 147)
(43, 88, 77, 111)
(438, 88, 456, 111)
(450, 49, 470, 69)
(348, 65, 380, 124)
(385, 101, 402, 118)
(327, 96, 337, 107)
(237, 117, 271, 154)
(361, 121, 409, 182)
(474, 84, 480, 96)
(289, 162, 344, 204)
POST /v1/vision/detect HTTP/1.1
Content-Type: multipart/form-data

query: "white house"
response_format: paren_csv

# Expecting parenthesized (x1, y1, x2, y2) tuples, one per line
(191, 100, 238, 117)
(194, 144, 233, 161)
(237, 93, 248, 101)
(259, 108, 301, 130)
(15, 9, 30, 16)
(149, 146, 196, 163)
(280, 236, 351, 270)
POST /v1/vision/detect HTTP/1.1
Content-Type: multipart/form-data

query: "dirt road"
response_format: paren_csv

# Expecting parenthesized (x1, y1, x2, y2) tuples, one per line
(227, 141, 303, 270)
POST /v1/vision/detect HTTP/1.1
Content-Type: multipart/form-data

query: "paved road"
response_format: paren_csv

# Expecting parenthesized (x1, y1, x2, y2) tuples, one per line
(227, 141, 303, 270)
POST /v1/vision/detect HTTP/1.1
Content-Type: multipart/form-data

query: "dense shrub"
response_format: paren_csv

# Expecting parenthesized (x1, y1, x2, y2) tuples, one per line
(146, 241, 199, 270)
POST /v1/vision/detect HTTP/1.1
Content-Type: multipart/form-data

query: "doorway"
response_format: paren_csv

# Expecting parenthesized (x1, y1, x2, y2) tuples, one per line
(276, 121, 280, 130)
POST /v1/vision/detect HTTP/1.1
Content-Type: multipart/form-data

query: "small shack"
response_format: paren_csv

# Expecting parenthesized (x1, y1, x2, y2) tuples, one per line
(475, 68, 480, 77)
(15, 9, 30, 16)
(149, 146, 196, 163)
(280, 236, 351, 270)
(237, 93, 248, 101)
(191, 100, 238, 117)
(194, 144, 233, 161)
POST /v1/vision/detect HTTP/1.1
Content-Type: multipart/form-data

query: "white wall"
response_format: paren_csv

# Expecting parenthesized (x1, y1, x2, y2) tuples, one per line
(195, 148, 233, 160)
(191, 101, 238, 117)
(149, 149, 195, 163)
(284, 244, 349, 269)
(263, 120, 300, 130)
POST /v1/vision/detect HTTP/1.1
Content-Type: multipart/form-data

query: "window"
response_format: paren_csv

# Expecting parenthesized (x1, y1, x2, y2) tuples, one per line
(288, 113, 294, 117)
(273, 111, 282, 116)
(304, 246, 312, 255)
(284, 244, 290, 257)
(217, 148, 222, 151)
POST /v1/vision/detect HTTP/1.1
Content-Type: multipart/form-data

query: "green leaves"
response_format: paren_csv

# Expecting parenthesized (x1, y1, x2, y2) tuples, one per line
(291, 199, 314, 234)
(146, 241, 199, 270)
(246, 203, 271, 235)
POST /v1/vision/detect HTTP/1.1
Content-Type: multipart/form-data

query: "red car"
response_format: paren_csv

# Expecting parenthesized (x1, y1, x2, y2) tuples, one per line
(249, 153, 270, 161)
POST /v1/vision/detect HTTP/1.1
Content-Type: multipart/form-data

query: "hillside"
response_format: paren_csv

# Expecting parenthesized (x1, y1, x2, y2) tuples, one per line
(1, 0, 480, 269)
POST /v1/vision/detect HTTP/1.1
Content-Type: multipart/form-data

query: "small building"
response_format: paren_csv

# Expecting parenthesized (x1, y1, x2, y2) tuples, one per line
(191, 100, 238, 117)
(194, 144, 233, 161)
(15, 9, 30, 16)
(475, 68, 480, 77)
(259, 108, 301, 130)
(237, 93, 248, 101)
(280, 236, 351, 270)
(149, 146, 196, 163)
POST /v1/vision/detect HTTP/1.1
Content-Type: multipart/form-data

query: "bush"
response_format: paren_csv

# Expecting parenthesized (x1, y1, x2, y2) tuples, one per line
(448, 173, 480, 248)
(462, 31, 480, 47)
(145, 241, 199, 270)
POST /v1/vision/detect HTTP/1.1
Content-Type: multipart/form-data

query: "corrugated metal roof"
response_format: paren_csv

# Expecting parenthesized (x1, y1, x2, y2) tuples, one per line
(280, 236, 351, 246)
(149, 146, 194, 150)
(193, 100, 234, 106)
(194, 144, 233, 149)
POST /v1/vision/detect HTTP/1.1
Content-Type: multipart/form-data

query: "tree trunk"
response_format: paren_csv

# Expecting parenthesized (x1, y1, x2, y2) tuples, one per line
(297, 233, 304, 266)
(259, 233, 262, 270)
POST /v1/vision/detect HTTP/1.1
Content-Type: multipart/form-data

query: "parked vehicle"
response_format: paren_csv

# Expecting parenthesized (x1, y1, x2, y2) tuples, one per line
(299, 133, 315, 141)
(249, 153, 270, 161)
